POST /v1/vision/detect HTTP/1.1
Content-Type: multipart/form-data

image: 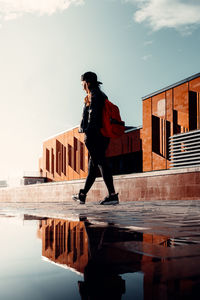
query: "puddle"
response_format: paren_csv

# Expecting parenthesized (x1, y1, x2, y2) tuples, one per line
(0, 214, 200, 299)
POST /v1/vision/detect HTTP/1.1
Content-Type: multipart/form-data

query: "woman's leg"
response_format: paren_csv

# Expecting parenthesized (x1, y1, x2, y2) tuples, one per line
(82, 158, 98, 194)
(84, 133, 116, 196)
(96, 135, 115, 195)
(98, 160, 115, 195)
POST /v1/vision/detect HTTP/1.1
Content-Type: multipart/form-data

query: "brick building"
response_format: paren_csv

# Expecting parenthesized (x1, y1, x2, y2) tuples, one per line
(40, 218, 89, 274)
(142, 72, 200, 171)
(39, 72, 200, 182)
(39, 125, 142, 182)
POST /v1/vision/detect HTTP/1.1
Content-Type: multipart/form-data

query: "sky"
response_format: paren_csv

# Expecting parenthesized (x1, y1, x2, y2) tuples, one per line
(0, 0, 200, 182)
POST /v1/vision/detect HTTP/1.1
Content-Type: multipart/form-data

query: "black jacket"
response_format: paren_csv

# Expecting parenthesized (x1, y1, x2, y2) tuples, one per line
(79, 87, 107, 135)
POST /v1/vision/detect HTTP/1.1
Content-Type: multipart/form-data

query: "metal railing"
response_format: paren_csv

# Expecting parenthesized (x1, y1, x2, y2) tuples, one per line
(169, 129, 200, 169)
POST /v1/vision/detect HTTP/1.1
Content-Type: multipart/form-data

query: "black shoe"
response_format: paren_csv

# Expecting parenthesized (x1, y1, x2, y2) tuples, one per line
(99, 193, 119, 205)
(72, 189, 86, 204)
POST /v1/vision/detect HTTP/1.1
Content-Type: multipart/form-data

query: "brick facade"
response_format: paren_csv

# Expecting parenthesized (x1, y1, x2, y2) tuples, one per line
(39, 127, 142, 182)
(40, 218, 89, 274)
(142, 74, 200, 171)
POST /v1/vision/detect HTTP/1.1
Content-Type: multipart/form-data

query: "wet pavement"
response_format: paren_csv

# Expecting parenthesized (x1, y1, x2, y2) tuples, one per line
(0, 200, 200, 299)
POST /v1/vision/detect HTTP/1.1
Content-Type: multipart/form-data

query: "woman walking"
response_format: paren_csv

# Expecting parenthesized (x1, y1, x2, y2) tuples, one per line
(73, 71, 119, 205)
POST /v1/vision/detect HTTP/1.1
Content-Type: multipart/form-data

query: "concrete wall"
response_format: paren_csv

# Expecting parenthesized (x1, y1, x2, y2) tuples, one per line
(1, 167, 200, 203)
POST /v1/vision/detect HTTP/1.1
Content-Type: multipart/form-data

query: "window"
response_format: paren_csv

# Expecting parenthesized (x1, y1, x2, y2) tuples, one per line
(80, 141, 85, 171)
(68, 144, 72, 168)
(152, 115, 160, 155)
(46, 148, 50, 172)
(173, 110, 181, 134)
(166, 121, 171, 160)
(80, 228, 84, 256)
(51, 148, 54, 175)
(74, 137, 78, 172)
(189, 91, 197, 131)
(63, 146, 66, 175)
(56, 140, 62, 175)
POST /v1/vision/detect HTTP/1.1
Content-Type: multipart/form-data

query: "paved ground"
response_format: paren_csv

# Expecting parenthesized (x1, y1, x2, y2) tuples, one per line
(1, 200, 200, 243)
(1, 200, 200, 299)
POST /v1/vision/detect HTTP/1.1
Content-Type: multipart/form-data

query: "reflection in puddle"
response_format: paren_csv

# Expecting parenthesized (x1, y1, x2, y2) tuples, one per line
(38, 217, 199, 300)
(0, 215, 200, 299)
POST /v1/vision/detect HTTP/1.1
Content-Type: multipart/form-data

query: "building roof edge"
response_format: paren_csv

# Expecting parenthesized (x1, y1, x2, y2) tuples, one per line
(43, 125, 79, 142)
(125, 125, 142, 133)
(43, 124, 142, 142)
(142, 72, 200, 101)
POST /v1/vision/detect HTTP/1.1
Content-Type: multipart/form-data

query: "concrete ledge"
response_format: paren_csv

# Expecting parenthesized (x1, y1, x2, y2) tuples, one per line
(114, 166, 200, 178)
(0, 167, 200, 203)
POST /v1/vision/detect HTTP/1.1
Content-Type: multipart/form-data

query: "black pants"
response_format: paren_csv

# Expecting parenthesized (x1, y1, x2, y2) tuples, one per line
(83, 132, 115, 195)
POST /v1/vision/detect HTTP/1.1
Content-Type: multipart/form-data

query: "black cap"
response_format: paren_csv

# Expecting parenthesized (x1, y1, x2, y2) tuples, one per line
(81, 71, 102, 84)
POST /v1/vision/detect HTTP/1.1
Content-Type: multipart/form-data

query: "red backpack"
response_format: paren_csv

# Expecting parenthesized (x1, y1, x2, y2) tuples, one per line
(101, 99, 125, 138)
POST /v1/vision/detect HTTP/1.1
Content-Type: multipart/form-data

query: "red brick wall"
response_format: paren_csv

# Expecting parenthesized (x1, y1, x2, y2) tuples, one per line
(142, 76, 200, 172)
(151, 92, 166, 170)
(40, 127, 89, 182)
(142, 98, 152, 171)
(166, 89, 173, 169)
(106, 129, 141, 157)
(40, 127, 142, 182)
(173, 82, 189, 130)
(189, 77, 200, 129)
(41, 219, 88, 274)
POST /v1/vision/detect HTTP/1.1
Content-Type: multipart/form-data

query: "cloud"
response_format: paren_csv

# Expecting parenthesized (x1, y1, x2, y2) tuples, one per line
(141, 54, 152, 60)
(0, 0, 84, 20)
(126, 0, 200, 33)
(144, 40, 153, 46)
